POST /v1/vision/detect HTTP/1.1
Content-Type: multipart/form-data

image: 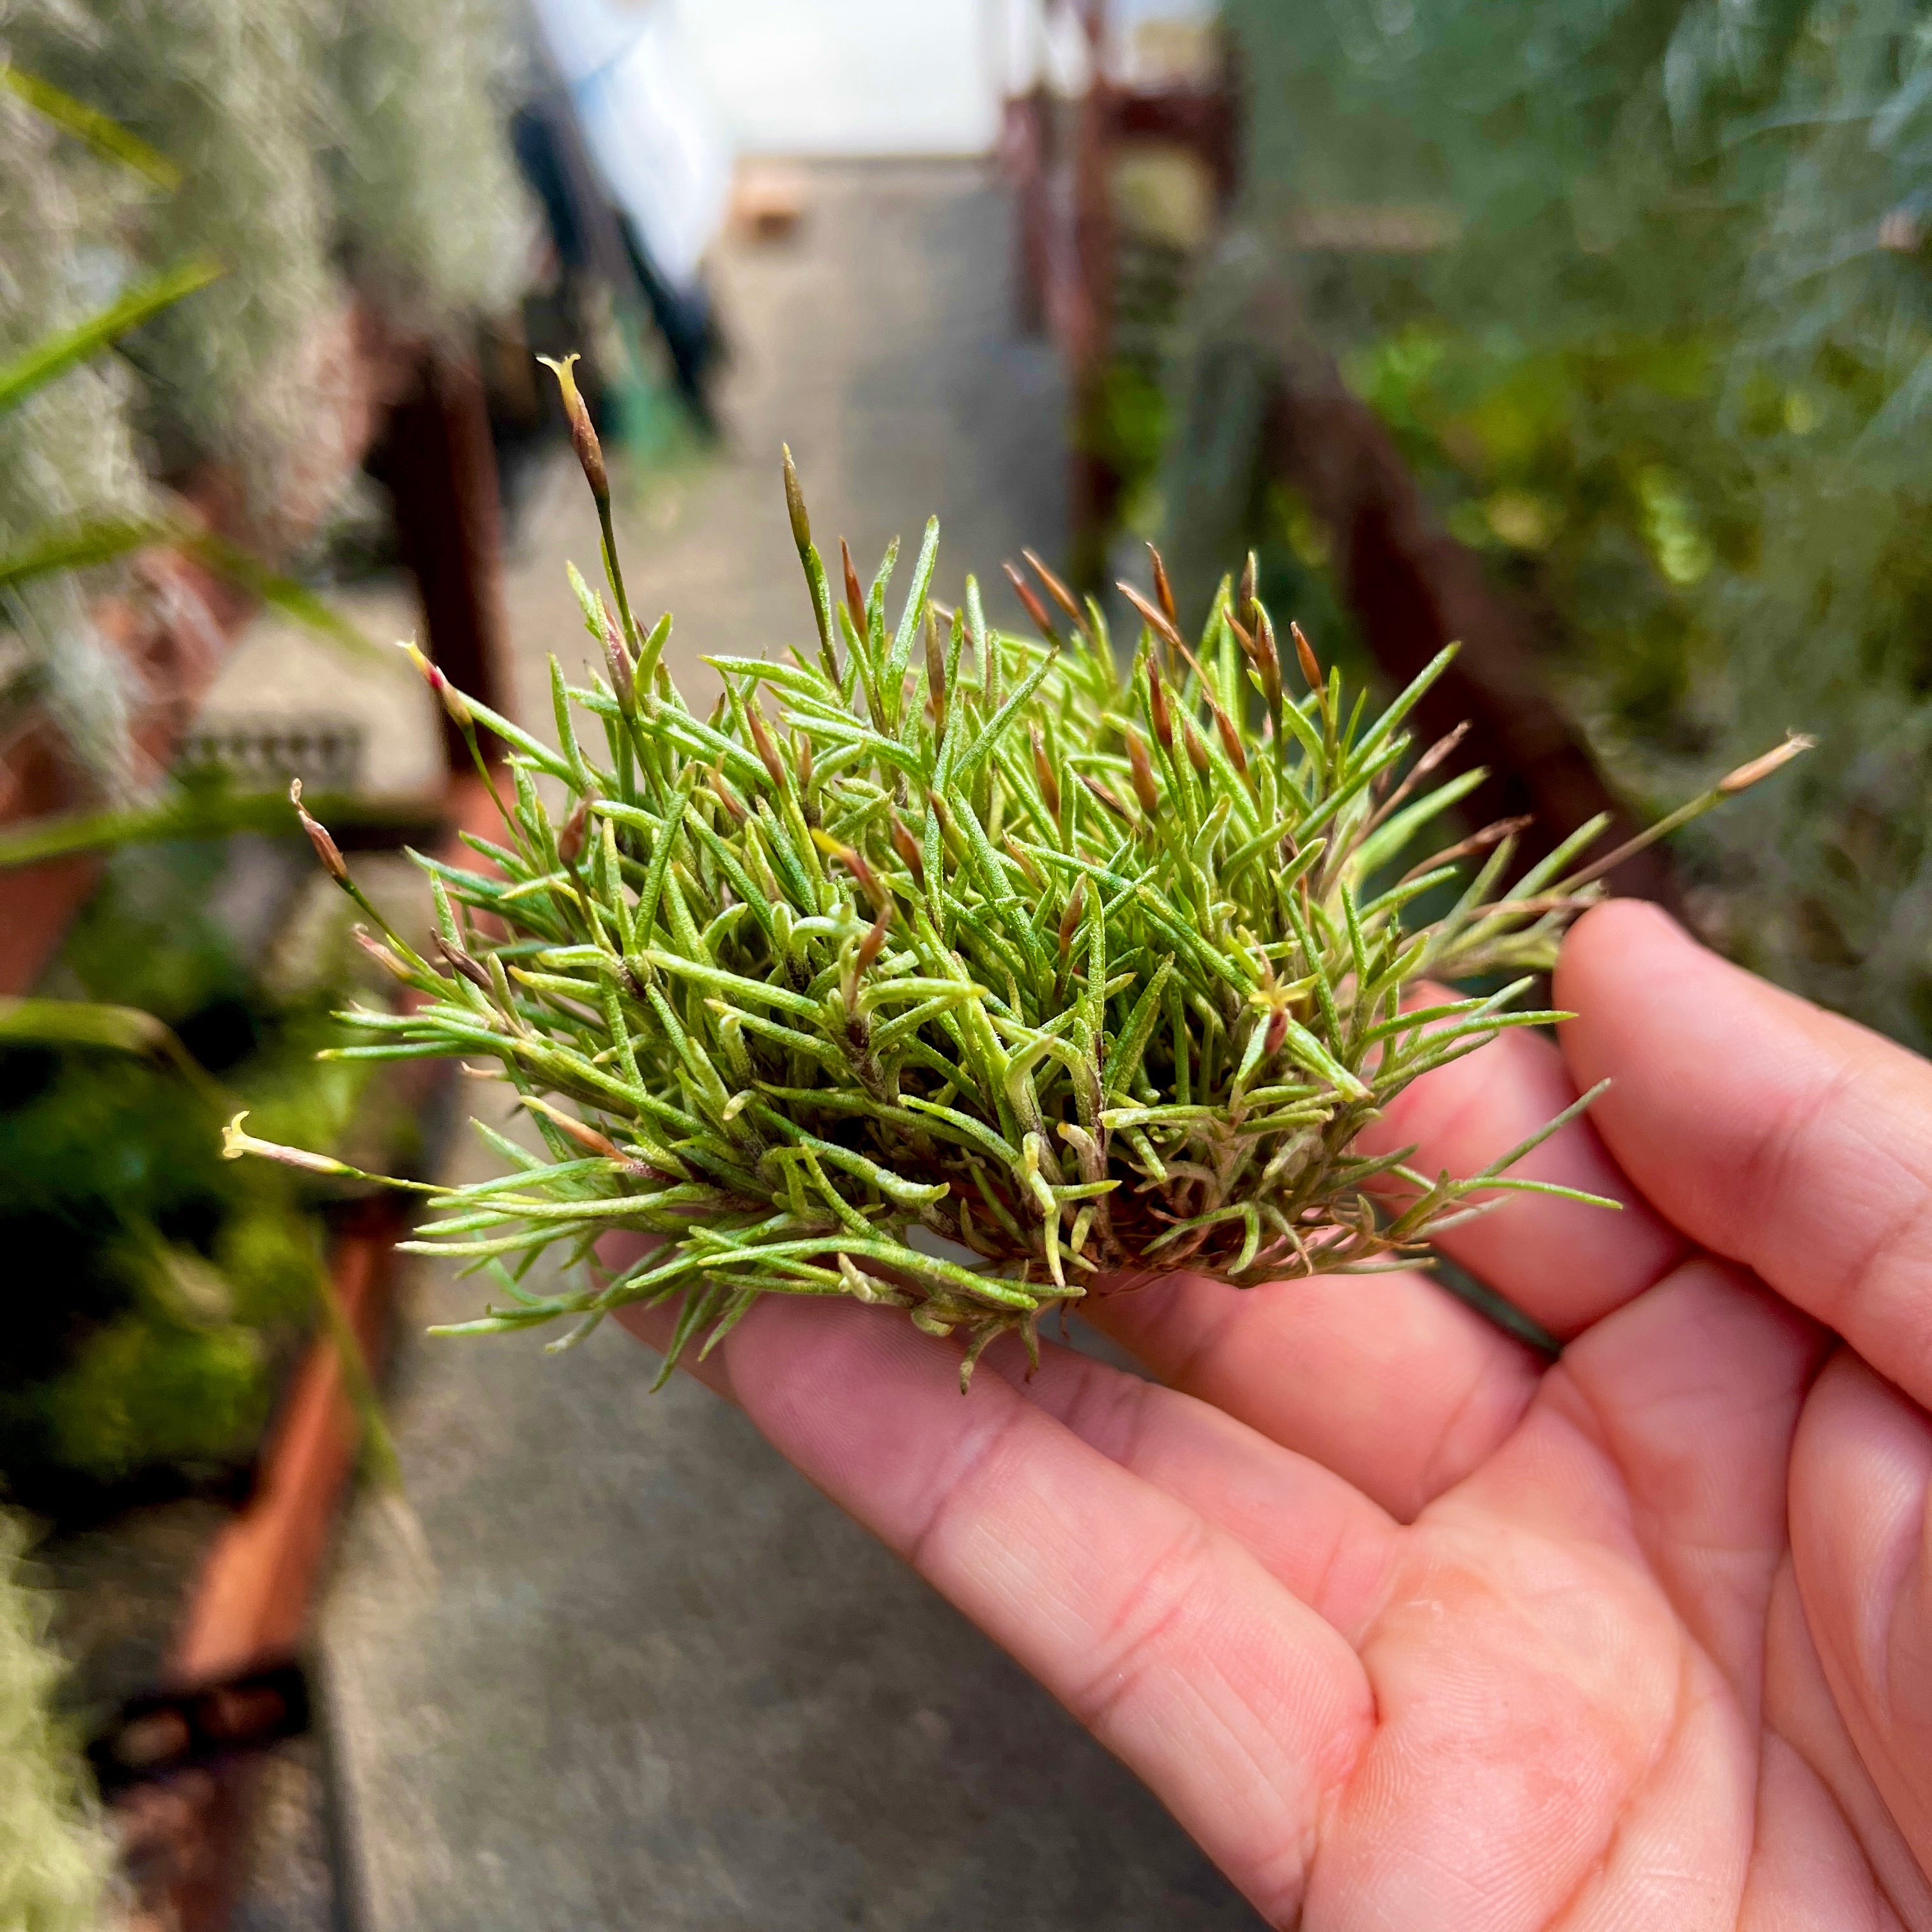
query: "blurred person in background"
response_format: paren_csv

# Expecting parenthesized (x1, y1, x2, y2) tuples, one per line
(521, 0, 732, 428)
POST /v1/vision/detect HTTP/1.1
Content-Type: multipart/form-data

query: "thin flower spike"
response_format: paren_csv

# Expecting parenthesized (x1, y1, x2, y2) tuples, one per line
(1147, 542, 1179, 629)
(238, 435, 1806, 1390)
(224, 1112, 382, 1181)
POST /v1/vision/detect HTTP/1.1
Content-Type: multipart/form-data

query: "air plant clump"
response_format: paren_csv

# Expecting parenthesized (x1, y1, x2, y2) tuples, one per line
(231, 369, 1805, 1388)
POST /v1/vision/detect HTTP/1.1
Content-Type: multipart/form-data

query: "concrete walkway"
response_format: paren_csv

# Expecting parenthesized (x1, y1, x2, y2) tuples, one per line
(318, 164, 1261, 1931)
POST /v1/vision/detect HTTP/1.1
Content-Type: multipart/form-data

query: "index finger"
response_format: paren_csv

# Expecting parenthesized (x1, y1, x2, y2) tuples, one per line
(1557, 898, 1932, 1410)
(626, 1292, 1374, 1924)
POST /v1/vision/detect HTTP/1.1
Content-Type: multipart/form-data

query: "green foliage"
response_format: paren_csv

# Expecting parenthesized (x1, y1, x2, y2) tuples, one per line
(1167, 0, 1932, 1043)
(0, 56, 179, 188)
(0, 841, 357, 1501)
(245, 449, 1786, 1387)
(0, 256, 219, 415)
(45, 1296, 266, 1482)
(0, 513, 162, 599)
(0, 775, 419, 870)
(0, 1511, 115, 1932)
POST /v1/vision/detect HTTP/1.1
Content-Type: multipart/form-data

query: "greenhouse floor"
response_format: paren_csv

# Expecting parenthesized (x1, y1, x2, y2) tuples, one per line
(261, 161, 1259, 1931)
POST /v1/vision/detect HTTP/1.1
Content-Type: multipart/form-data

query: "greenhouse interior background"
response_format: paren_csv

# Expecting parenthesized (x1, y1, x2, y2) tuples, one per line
(2, 0, 1928, 1926)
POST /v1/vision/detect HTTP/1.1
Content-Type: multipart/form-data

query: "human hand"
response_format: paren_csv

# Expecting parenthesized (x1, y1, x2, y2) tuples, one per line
(617, 900, 1932, 1928)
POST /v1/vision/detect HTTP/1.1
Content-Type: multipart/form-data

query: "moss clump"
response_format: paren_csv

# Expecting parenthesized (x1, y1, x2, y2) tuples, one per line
(236, 409, 1798, 1386)
(0, 1510, 118, 1932)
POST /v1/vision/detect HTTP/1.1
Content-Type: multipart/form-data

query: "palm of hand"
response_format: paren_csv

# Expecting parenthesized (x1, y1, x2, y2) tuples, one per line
(620, 903, 1932, 1928)
(1237, 1259, 1854, 1928)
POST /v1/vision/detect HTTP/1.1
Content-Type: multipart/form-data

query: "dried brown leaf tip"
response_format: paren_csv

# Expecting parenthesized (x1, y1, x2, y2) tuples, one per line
(398, 638, 472, 728)
(289, 779, 346, 884)
(1057, 877, 1087, 958)
(889, 813, 925, 885)
(926, 606, 947, 720)
(599, 602, 634, 713)
(1003, 560, 1061, 646)
(840, 537, 866, 635)
(556, 798, 592, 866)
(1291, 619, 1322, 694)
(252, 441, 1805, 1390)
(1146, 542, 1179, 629)
(1720, 733, 1814, 794)
(1117, 578, 1183, 656)
(353, 925, 411, 981)
(1181, 710, 1212, 775)
(538, 353, 607, 507)
(1022, 548, 1087, 637)
(1126, 726, 1160, 815)
(781, 443, 811, 556)
(747, 702, 787, 792)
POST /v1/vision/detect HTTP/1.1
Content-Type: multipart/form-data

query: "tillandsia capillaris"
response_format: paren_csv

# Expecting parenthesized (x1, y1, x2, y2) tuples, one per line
(226, 356, 1809, 1390)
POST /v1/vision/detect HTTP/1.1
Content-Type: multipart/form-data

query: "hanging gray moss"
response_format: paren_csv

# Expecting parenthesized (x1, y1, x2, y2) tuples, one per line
(11, 0, 343, 533)
(1, 0, 531, 799)
(0, 1510, 119, 1932)
(323, 0, 531, 340)
(0, 59, 150, 794)
(11, 0, 531, 545)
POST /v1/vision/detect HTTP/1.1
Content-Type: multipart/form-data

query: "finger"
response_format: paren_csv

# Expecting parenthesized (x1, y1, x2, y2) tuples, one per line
(620, 1289, 1399, 1627)
(670, 1292, 1376, 1924)
(1085, 1266, 1542, 1521)
(1761, 1545, 1932, 1925)
(1524, 1254, 1825, 1692)
(1740, 1729, 1921, 1931)
(1558, 898, 1932, 1411)
(1358, 1015, 1686, 1335)
(983, 1333, 1397, 1630)
(1789, 1351, 1932, 1882)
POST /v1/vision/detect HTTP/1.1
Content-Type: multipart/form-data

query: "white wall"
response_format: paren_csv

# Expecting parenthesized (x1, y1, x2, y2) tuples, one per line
(672, 0, 1006, 157)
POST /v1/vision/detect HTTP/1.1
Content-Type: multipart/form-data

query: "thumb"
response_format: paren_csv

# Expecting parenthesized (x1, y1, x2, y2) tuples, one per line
(1790, 1351, 1932, 1879)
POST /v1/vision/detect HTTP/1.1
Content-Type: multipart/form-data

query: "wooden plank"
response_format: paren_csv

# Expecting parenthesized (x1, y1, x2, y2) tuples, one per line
(379, 351, 516, 765)
(1002, 0, 1239, 580)
(167, 1206, 401, 1685)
